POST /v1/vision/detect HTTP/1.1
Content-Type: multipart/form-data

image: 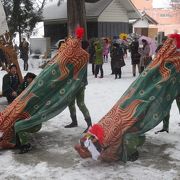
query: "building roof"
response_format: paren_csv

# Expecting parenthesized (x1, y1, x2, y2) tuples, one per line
(142, 12, 158, 25)
(133, 12, 158, 25)
(43, 0, 141, 22)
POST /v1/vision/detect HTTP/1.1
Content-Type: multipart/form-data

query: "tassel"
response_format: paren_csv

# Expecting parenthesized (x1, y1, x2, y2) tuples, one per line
(169, 33, 180, 49)
(75, 26, 84, 39)
(88, 124, 104, 144)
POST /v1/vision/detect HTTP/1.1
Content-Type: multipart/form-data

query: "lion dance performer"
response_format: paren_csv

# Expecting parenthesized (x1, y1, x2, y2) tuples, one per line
(0, 27, 89, 153)
(75, 34, 180, 162)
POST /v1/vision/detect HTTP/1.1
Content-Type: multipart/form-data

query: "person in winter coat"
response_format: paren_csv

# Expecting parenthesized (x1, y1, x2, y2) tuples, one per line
(139, 39, 151, 73)
(17, 72, 36, 95)
(103, 38, 110, 63)
(2, 64, 20, 103)
(110, 43, 125, 79)
(94, 41, 104, 78)
(129, 39, 141, 76)
(19, 38, 29, 71)
(88, 38, 96, 75)
(155, 36, 167, 54)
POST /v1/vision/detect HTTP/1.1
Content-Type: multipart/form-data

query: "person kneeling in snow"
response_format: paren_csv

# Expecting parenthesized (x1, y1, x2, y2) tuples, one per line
(2, 64, 20, 103)
(17, 72, 36, 95)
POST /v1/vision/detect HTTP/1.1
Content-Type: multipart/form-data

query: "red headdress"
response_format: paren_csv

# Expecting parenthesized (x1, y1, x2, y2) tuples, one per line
(88, 124, 104, 144)
(169, 33, 180, 49)
(75, 26, 84, 39)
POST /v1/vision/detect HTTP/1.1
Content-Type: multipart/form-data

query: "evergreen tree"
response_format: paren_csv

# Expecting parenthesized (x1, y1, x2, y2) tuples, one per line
(2, 0, 45, 42)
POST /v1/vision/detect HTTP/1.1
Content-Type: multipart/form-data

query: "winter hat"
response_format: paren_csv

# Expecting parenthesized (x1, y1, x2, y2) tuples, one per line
(113, 42, 119, 48)
(25, 72, 36, 79)
(9, 64, 17, 70)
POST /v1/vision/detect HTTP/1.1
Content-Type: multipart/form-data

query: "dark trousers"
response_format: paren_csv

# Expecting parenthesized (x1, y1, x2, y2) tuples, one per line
(92, 63, 95, 75)
(114, 68, 122, 78)
(23, 58, 28, 71)
(68, 88, 91, 126)
(132, 64, 140, 76)
(95, 64, 103, 78)
(5, 94, 16, 103)
(140, 66, 144, 74)
(111, 61, 115, 74)
(162, 97, 180, 131)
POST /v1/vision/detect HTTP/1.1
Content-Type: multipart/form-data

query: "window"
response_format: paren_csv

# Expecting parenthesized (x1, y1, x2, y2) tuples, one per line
(160, 14, 173, 17)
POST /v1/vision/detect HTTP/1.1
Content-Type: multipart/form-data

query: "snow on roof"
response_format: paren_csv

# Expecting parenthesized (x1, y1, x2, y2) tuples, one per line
(43, 0, 141, 22)
(133, 12, 158, 25)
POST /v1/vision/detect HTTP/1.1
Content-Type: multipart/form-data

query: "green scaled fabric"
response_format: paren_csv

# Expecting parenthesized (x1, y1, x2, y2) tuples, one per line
(76, 38, 180, 163)
(14, 64, 86, 132)
(0, 37, 89, 149)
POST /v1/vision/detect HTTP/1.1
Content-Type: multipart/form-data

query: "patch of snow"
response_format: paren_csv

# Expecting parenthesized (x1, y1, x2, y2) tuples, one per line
(0, 53, 179, 179)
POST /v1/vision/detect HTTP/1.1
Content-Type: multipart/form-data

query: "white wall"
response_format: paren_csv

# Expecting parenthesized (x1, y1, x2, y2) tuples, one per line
(30, 38, 51, 56)
(98, 0, 129, 22)
(133, 18, 149, 29)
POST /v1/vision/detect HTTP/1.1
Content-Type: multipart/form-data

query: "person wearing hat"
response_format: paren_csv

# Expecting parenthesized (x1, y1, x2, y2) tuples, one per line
(94, 41, 104, 78)
(110, 42, 125, 79)
(139, 39, 151, 73)
(17, 72, 36, 95)
(19, 38, 29, 71)
(2, 64, 20, 103)
(129, 38, 141, 77)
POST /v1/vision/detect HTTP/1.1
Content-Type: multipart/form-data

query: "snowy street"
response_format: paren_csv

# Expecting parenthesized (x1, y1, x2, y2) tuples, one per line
(0, 56, 180, 180)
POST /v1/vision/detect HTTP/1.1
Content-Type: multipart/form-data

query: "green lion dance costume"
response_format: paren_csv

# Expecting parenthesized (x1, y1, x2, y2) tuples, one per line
(75, 35, 180, 162)
(0, 31, 89, 152)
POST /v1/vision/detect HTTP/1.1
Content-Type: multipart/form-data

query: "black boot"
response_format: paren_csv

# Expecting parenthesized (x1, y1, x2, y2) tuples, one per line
(19, 143, 32, 154)
(155, 129, 169, 134)
(15, 134, 21, 149)
(83, 118, 92, 133)
(128, 151, 139, 162)
(15, 134, 32, 153)
(65, 116, 78, 128)
(25, 63, 28, 71)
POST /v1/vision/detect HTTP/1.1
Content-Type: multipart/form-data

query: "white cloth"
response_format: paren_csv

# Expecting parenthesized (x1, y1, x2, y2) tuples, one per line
(0, 1, 9, 35)
(0, 131, 3, 138)
(84, 139, 100, 160)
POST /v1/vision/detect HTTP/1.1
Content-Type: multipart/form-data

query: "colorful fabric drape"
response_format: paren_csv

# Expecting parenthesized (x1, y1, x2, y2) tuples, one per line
(0, 37, 89, 149)
(76, 38, 180, 162)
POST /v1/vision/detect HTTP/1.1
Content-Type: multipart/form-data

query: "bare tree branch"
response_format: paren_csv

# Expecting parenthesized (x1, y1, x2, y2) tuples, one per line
(37, 0, 46, 13)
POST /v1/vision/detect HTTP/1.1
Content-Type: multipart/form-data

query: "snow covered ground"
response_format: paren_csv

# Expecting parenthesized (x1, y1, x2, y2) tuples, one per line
(0, 54, 180, 180)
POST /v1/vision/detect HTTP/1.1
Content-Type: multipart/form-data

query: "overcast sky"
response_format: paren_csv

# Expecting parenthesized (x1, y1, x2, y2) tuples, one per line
(153, 0, 171, 8)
